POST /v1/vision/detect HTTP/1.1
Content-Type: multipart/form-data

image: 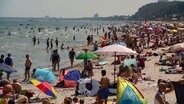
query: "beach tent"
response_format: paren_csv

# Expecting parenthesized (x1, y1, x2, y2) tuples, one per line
(117, 77, 147, 104)
(57, 69, 80, 88)
(34, 68, 56, 83)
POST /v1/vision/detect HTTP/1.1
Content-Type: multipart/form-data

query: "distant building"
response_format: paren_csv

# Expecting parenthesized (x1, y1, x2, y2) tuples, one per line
(158, 0, 168, 2)
(94, 13, 99, 18)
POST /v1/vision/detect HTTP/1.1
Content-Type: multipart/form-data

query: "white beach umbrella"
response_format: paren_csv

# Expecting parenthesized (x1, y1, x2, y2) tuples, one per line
(95, 44, 137, 83)
(96, 44, 137, 56)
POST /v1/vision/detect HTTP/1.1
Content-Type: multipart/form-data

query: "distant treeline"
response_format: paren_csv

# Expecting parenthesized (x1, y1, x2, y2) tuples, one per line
(130, 1, 184, 21)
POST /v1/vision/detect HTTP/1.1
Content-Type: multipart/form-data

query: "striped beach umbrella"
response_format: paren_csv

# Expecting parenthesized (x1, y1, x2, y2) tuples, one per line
(31, 79, 58, 98)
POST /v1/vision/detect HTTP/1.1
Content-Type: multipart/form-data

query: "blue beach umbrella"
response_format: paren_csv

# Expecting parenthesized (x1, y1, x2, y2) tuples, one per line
(34, 68, 56, 83)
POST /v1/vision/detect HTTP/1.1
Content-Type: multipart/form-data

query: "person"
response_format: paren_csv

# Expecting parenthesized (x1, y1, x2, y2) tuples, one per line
(60, 43, 64, 50)
(37, 38, 40, 45)
(50, 39, 53, 49)
(154, 79, 174, 104)
(87, 35, 91, 46)
(50, 49, 60, 71)
(68, 48, 76, 68)
(2, 80, 29, 104)
(87, 60, 93, 78)
(73, 35, 75, 40)
(12, 79, 22, 94)
(55, 37, 58, 47)
(4, 53, 13, 80)
(93, 41, 98, 51)
(0, 54, 4, 63)
(97, 70, 110, 104)
(83, 49, 88, 71)
(137, 55, 145, 70)
(46, 38, 49, 49)
(32, 35, 36, 46)
(0, 54, 4, 80)
(79, 99, 84, 104)
(73, 96, 79, 104)
(23, 54, 32, 82)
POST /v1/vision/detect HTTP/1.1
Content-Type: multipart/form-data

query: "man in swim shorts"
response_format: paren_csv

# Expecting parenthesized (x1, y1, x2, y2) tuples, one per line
(50, 49, 60, 71)
(4, 53, 13, 80)
(23, 54, 32, 82)
(97, 70, 110, 104)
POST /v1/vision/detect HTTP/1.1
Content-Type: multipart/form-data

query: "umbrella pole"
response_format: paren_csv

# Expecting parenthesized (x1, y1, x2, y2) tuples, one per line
(114, 52, 116, 84)
(36, 90, 42, 98)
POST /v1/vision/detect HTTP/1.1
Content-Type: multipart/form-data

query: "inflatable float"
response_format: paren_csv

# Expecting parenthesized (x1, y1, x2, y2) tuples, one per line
(0, 63, 17, 72)
(78, 79, 100, 96)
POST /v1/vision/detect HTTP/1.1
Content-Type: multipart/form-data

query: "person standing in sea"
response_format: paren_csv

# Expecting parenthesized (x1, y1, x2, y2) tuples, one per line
(0, 55, 4, 63)
(46, 38, 50, 49)
(68, 48, 76, 68)
(23, 54, 32, 82)
(32, 35, 36, 46)
(55, 38, 58, 48)
(87, 35, 91, 46)
(50, 39, 53, 49)
(4, 53, 13, 80)
(50, 49, 60, 71)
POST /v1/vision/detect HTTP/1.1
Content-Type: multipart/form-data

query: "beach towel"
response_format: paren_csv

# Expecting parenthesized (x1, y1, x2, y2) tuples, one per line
(172, 82, 184, 104)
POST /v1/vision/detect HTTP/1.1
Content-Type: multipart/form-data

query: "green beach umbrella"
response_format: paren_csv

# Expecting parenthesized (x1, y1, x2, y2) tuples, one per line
(76, 51, 98, 60)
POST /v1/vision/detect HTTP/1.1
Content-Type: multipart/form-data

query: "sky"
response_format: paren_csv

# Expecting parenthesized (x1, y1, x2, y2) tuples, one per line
(0, 0, 180, 18)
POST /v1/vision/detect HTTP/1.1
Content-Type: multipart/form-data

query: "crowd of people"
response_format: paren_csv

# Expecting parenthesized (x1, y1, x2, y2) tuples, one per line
(0, 21, 184, 104)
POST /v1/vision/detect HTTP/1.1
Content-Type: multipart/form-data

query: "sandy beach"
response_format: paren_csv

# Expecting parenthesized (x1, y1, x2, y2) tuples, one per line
(1, 20, 184, 104)
(16, 45, 182, 104)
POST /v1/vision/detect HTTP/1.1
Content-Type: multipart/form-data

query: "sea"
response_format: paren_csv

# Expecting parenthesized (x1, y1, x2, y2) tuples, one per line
(0, 18, 126, 78)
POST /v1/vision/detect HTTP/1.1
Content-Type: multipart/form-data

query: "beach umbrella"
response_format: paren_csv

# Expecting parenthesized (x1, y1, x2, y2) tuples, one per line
(76, 51, 98, 60)
(169, 43, 184, 52)
(31, 79, 57, 98)
(95, 44, 137, 83)
(0, 63, 17, 73)
(34, 68, 56, 83)
(117, 77, 147, 104)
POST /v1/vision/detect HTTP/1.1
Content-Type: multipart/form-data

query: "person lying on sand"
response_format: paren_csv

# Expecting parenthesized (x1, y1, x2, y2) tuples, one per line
(0, 80, 29, 104)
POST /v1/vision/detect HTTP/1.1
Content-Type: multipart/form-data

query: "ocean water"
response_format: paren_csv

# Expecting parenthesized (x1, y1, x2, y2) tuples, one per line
(0, 18, 125, 77)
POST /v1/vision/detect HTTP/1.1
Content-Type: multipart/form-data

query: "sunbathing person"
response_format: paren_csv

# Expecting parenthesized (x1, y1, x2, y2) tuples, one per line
(1, 80, 29, 104)
(12, 79, 22, 94)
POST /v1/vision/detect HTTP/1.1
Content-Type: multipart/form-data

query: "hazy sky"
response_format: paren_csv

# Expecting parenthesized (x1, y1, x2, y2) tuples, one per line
(0, 0, 177, 18)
